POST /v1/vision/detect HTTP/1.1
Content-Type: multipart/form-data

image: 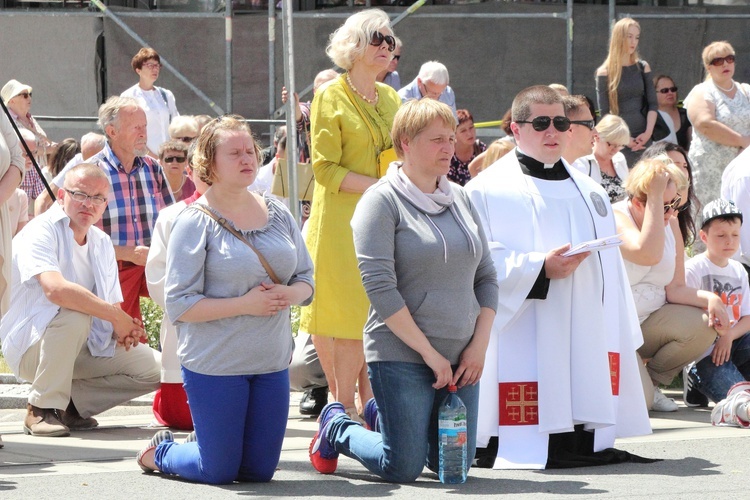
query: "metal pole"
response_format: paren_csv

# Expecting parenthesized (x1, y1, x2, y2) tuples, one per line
(225, 0, 233, 113)
(268, 0, 277, 150)
(89, 0, 224, 115)
(609, 0, 615, 33)
(281, 0, 300, 224)
(566, 0, 573, 92)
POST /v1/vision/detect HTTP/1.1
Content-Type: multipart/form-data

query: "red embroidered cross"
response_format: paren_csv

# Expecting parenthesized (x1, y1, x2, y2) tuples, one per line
(499, 382, 539, 425)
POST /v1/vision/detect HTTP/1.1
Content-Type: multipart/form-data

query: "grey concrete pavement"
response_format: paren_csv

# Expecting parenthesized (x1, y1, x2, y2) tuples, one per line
(1, 390, 749, 499)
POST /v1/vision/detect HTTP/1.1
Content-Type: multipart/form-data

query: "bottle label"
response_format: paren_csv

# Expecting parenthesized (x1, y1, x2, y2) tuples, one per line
(439, 419, 467, 445)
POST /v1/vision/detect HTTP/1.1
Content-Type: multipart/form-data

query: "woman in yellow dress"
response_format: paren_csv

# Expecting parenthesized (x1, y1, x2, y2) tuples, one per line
(301, 8, 400, 422)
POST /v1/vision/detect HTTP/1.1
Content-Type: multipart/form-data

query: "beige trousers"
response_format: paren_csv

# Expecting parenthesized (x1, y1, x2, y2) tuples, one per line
(19, 308, 161, 418)
(637, 303, 717, 386)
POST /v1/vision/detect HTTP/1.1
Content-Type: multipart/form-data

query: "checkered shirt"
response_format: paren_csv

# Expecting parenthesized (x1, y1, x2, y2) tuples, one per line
(90, 143, 175, 247)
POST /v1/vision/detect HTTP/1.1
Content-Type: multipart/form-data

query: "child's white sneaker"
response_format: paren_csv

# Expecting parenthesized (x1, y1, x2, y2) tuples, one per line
(712, 381, 750, 428)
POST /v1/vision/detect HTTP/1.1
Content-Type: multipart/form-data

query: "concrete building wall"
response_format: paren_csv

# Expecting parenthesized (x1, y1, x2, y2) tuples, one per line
(1, 5, 749, 144)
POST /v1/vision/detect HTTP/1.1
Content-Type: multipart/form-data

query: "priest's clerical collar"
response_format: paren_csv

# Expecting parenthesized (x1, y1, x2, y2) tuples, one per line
(516, 148, 570, 181)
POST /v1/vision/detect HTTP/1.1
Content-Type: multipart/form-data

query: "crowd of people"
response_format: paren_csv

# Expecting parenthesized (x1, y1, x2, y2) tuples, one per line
(2, 7, 750, 484)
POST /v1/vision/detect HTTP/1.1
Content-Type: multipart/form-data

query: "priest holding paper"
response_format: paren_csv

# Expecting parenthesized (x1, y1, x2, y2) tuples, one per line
(465, 86, 651, 469)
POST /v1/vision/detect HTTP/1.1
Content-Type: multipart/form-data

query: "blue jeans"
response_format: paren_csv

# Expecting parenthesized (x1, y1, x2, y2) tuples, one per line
(327, 361, 479, 483)
(155, 367, 289, 484)
(693, 333, 750, 403)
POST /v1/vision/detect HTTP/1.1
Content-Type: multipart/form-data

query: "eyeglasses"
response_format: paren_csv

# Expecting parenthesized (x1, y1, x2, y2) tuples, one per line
(516, 116, 571, 132)
(142, 62, 162, 70)
(65, 189, 108, 206)
(369, 31, 396, 52)
(570, 119, 595, 130)
(657, 86, 678, 94)
(177, 136, 196, 143)
(709, 54, 736, 67)
(393, 55, 401, 61)
(163, 156, 187, 163)
(17, 92, 32, 99)
(663, 195, 682, 214)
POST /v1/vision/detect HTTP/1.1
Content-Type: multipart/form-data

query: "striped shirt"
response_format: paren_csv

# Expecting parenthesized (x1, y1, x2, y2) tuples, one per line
(54, 142, 174, 247)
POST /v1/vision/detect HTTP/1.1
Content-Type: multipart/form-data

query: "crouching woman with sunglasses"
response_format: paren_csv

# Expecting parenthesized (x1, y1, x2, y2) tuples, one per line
(614, 158, 718, 412)
(309, 99, 497, 482)
(136, 116, 314, 484)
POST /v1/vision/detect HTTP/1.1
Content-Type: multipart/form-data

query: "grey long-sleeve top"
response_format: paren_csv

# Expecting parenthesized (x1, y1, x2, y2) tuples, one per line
(165, 196, 314, 376)
(351, 180, 498, 366)
(596, 61, 658, 136)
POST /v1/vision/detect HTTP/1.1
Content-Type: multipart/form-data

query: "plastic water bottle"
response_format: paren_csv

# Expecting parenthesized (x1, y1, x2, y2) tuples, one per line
(438, 384, 467, 484)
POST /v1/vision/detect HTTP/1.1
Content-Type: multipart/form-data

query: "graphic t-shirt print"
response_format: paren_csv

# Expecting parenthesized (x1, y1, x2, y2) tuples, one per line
(702, 274, 743, 325)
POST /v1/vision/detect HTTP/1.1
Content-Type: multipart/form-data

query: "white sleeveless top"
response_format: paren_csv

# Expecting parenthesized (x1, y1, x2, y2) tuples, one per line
(613, 200, 676, 323)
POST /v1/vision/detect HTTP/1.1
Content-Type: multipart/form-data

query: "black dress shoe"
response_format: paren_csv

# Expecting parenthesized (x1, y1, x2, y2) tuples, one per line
(299, 387, 328, 416)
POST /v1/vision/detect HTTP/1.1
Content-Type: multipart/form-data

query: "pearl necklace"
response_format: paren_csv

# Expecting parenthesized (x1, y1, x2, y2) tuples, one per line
(346, 73, 378, 105)
(714, 79, 735, 93)
(170, 175, 186, 195)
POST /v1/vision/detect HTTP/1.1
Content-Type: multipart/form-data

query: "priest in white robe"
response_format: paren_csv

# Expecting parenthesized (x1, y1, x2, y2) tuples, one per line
(465, 86, 651, 470)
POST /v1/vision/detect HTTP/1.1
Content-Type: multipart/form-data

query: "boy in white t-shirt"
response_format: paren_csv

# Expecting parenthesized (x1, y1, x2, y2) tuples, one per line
(685, 199, 750, 420)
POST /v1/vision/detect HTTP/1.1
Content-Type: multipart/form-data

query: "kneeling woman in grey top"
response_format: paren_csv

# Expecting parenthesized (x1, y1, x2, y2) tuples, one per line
(137, 115, 314, 484)
(309, 99, 498, 482)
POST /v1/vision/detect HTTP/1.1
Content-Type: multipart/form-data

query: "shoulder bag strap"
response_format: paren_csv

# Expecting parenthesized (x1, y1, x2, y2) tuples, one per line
(193, 204, 282, 284)
(339, 76, 382, 153)
(156, 86, 173, 123)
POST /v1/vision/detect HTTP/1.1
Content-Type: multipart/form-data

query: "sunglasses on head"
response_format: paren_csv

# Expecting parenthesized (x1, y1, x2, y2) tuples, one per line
(570, 119, 595, 130)
(17, 92, 32, 99)
(177, 136, 196, 143)
(710, 54, 736, 66)
(369, 31, 396, 52)
(517, 116, 571, 132)
(658, 86, 678, 94)
(163, 156, 187, 164)
(663, 195, 682, 214)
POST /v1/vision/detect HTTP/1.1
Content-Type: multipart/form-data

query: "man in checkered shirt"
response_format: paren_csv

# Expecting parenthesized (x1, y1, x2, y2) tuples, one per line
(52, 96, 174, 324)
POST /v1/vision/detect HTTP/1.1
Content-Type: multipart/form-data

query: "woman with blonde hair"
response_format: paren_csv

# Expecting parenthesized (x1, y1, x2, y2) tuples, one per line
(310, 98, 497, 482)
(684, 41, 750, 209)
(596, 18, 658, 164)
(573, 114, 631, 202)
(614, 157, 720, 411)
(301, 9, 401, 424)
(136, 115, 314, 483)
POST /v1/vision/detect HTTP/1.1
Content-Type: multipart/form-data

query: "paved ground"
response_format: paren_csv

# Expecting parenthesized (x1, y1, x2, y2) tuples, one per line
(1, 387, 748, 499)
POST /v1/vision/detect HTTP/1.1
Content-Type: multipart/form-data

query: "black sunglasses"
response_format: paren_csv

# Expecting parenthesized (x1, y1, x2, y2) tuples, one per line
(163, 156, 187, 164)
(658, 86, 678, 94)
(517, 116, 571, 132)
(370, 31, 396, 52)
(393, 55, 401, 61)
(570, 119, 595, 130)
(663, 195, 682, 214)
(710, 54, 736, 66)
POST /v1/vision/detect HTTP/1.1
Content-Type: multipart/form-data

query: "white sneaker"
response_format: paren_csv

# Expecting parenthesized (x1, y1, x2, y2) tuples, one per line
(652, 387, 679, 412)
(712, 382, 750, 428)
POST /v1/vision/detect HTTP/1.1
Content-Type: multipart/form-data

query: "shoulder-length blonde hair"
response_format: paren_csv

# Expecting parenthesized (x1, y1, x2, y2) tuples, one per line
(602, 17, 641, 115)
(326, 9, 392, 71)
(701, 41, 735, 80)
(192, 115, 261, 186)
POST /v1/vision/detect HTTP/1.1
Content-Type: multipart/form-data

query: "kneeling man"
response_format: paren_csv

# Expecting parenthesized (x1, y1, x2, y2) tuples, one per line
(0, 163, 161, 437)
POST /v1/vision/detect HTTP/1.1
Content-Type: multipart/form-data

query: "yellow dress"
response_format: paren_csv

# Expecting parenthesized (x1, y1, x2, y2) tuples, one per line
(300, 75, 400, 339)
